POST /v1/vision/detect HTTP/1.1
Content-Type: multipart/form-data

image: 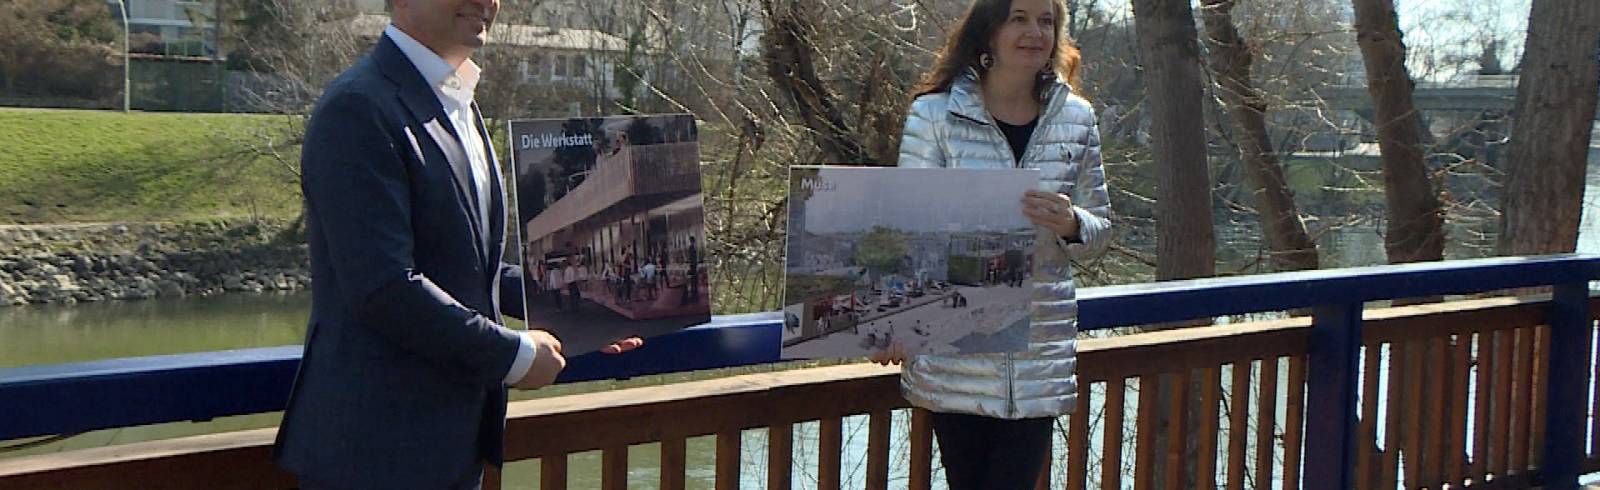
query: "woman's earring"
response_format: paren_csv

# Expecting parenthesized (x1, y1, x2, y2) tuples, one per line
(979, 53, 994, 70)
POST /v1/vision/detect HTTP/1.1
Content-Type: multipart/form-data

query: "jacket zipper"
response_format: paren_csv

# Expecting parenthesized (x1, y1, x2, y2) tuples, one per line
(951, 112, 1030, 170)
(1004, 94, 1062, 417)
(1016, 91, 1066, 167)
(1006, 353, 1016, 417)
(954, 85, 1070, 418)
(956, 89, 1067, 168)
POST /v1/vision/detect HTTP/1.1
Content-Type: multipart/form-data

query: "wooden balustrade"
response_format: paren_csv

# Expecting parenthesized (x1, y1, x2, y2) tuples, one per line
(2, 295, 1595, 489)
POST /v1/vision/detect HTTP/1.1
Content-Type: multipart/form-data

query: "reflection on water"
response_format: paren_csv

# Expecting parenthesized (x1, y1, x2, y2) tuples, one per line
(0, 292, 312, 460)
(0, 291, 310, 369)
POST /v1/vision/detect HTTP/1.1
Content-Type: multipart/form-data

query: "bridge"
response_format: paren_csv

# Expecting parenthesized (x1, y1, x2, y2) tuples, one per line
(1, 255, 1597, 489)
(1319, 76, 1600, 116)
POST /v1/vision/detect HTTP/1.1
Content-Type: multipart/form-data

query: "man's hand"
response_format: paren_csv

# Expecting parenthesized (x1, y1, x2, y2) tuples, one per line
(512, 330, 566, 390)
(600, 336, 644, 354)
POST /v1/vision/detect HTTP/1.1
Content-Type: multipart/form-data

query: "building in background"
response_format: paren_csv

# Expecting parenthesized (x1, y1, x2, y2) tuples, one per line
(348, 13, 653, 117)
(106, 0, 218, 57)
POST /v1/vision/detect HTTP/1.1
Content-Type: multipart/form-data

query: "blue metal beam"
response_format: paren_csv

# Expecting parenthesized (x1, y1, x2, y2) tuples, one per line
(0, 347, 301, 442)
(1077, 255, 1600, 330)
(555, 311, 782, 382)
(1301, 303, 1363, 490)
(1539, 282, 1593, 490)
(0, 312, 783, 442)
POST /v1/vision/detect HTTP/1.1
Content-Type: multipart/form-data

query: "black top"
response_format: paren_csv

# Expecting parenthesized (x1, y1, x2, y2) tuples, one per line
(995, 117, 1039, 164)
(997, 115, 1083, 243)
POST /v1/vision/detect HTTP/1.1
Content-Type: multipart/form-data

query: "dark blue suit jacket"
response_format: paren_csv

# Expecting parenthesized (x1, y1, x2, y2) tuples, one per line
(274, 34, 528, 489)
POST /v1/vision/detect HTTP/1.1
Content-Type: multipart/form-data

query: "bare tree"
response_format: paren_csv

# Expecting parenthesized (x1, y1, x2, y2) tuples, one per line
(1351, 0, 1446, 264)
(757, 0, 871, 164)
(198, 1, 373, 236)
(1495, 0, 1600, 256)
(1200, 0, 1320, 272)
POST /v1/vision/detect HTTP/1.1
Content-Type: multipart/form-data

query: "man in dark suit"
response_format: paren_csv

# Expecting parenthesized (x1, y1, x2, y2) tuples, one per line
(274, 0, 640, 488)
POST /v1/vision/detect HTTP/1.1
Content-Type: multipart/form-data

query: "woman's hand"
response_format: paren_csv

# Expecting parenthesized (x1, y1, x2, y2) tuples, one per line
(600, 336, 644, 354)
(868, 341, 908, 366)
(1022, 189, 1080, 240)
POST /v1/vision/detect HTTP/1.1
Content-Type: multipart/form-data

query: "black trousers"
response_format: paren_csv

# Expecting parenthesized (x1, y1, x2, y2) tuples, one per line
(930, 411, 1055, 490)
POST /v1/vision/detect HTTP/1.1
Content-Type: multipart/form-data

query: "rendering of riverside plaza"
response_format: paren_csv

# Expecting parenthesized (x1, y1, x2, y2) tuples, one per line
(510, 114, 710, 355)
(781, 166, 1040, 360)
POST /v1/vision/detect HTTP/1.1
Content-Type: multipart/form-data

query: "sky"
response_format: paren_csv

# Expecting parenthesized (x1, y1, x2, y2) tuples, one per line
(1090, 0, 1531, 30)
(1396, 0, 1532, 80)
(1089, 0, 1534, 82)
(796, 167, 1037, 234)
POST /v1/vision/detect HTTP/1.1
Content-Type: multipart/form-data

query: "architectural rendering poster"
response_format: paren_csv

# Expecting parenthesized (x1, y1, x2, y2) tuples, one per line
(781, 166, 1039, 359)
(510, 114, 710, 355)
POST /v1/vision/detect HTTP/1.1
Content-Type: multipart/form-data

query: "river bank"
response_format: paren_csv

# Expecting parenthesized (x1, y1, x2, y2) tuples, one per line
(0, 220, 308, 306)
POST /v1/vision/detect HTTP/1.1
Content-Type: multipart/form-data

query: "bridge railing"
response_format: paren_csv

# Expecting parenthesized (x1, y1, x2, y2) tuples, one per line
(1, 255, 1596, 489)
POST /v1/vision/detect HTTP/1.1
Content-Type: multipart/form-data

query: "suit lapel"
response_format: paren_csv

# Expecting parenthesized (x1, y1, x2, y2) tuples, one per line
(472, 103, 504, 262)
(473, 103, 508, 313)
(375, 34, 489, 269)
(420, 117, 483, 222)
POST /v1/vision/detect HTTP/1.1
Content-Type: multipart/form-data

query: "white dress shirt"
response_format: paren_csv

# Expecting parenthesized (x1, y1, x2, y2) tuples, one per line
(385, 25, 536, 387)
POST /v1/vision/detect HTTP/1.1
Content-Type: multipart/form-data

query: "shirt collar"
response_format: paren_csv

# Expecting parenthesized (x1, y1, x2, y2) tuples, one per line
(384, 24, 482, 103)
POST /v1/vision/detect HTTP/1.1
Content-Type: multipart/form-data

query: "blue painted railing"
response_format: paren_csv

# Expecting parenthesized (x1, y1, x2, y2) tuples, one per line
(2, 254, 1597, 489)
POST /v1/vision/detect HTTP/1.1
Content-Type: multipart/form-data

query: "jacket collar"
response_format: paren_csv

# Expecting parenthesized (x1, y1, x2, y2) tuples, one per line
(384, 25, 482, 106)
(374, 34, 458, 139)
(947, 67, 1072, 125)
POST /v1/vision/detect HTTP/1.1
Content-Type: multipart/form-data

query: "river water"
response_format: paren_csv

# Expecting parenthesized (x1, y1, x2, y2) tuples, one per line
(3, 153, 1598, 488)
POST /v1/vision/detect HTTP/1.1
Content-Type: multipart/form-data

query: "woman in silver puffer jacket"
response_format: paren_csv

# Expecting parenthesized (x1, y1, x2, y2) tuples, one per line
(872, 0, 1111, 487)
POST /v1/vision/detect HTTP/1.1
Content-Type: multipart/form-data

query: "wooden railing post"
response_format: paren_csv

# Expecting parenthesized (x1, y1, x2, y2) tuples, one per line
(602, 445, 628, 490)
(1540, 282, 1592, 489)
(909, 409, 933, 490)
(767, 424, 793, 490)
(818, 417, 843, 490)
(866, 410, 891, 490)
(1302, 303, 1362, 490)
(715, 431, 741, 490)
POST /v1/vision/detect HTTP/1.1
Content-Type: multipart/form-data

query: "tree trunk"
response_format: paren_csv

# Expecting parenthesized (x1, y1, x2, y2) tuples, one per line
(1132, 0, 1216, 486)
(1351, 0, 1445, 264)
(758, 0, 870, 164)
(1133, 0, 1216, 282)
(1199, 0, 1320, 272)
(1347, 1, 1458, 468)
(1497, 0, 1600, 256)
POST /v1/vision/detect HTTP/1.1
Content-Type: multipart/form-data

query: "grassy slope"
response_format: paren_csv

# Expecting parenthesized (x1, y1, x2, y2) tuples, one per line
(0, 108, 303, 224)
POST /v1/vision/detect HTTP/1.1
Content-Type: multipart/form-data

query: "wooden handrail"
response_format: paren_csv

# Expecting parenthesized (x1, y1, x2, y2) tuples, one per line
(0, 428, 292, 489)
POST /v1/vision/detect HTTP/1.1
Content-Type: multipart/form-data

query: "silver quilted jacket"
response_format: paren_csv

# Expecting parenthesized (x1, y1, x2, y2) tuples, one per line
(896, 70, 1112, 419)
